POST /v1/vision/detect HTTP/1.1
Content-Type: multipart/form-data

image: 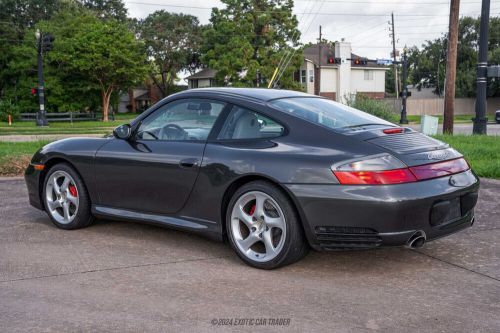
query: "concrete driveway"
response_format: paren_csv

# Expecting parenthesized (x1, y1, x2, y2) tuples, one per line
(0, 178, 499, 332)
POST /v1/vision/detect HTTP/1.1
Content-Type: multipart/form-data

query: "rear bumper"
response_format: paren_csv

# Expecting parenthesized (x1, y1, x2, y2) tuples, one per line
(285, 170, 479, 251)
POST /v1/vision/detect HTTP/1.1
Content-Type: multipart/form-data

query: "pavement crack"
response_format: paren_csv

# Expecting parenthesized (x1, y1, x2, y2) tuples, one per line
(414, 250, 500, 283)
(0, 255, 230, 284)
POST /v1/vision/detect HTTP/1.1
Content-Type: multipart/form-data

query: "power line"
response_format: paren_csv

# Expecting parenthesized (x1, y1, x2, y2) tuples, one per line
(126, 0, 484, 6)
(275, 0, 327, 86)
(124, 2, 484, 17)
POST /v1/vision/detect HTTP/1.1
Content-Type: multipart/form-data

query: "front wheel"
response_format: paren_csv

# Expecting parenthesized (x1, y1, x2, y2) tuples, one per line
(43, 163, 94, 230)
(226, 181, 309, 269)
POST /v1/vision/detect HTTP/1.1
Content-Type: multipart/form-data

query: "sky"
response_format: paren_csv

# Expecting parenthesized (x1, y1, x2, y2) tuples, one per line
(123, 0, 500, 60)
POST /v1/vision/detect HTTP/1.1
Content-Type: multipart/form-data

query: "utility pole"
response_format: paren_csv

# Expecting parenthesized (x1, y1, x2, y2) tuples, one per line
(400, 48, 409, 124)
(390, 12, 399, 99)
(35, 29, 48, 126)
(437, 61, 440, 97)
(317, 25, 322, 96)
(443, 0, 460, 134)
(473, 0, 490, 135)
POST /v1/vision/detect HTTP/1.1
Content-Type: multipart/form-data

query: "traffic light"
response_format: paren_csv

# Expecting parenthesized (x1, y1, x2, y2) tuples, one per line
(41, 33, 55, 52)
(327, 57, 342, 64)
(31, 88, 38, 96)
(353, 58, 368, 65)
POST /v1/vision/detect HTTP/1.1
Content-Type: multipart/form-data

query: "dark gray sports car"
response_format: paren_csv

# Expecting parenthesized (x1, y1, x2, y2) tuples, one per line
(25, 88, 479, 269)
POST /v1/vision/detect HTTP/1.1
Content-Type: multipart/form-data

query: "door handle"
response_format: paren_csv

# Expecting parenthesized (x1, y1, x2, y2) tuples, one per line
(179, 158, 199, 168)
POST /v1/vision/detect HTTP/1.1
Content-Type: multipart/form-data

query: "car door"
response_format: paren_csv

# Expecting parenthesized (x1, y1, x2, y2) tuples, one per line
(94, 98, 227, 215)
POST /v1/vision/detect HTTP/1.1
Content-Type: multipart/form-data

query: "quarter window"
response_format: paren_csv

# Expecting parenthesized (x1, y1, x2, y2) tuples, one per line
(218, 106, 284, 140)
(136, 99, 225, 141)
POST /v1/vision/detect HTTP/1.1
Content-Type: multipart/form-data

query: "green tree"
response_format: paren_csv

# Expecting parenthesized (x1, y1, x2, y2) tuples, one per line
(0, 0, 62, 99)
(42, 10, 149, 121)
(202, 0, 303, 88)
(139, 11, 205, 97)
(407, 16, 500, 98)
(79, 0, 128, 21)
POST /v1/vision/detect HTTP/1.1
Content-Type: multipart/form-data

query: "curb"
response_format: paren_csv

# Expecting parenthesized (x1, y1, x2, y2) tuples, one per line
(0, 176, 24, 181)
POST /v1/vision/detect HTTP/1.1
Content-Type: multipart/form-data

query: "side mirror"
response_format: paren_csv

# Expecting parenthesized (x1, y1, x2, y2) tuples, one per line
(113, 124, 131, 140)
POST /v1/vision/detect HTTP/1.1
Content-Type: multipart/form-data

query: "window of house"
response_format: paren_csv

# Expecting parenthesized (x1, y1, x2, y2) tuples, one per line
(300, 69, 307, 84)
(364, 70, 374, 80)
(191, 79, 198, 88)
(309, 69, 314, 82)
(218, 106, 285, 140)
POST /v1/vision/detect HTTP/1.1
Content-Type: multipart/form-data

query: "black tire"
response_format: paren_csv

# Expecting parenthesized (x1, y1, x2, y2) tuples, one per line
(226, 181, 309, 269)
(42, 163, 94, 230)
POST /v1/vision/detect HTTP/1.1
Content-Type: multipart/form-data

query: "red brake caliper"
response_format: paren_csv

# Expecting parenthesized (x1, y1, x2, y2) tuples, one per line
(248, 204, 256, 216)
(68, 184, 78, 197)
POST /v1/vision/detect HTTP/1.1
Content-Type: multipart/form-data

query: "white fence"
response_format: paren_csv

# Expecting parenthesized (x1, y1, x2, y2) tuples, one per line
(384, 97, 500, 116)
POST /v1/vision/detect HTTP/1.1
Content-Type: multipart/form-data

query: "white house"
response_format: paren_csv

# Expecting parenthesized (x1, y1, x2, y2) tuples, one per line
(299, 41, 388, 101)
(185, 40, 388, 100)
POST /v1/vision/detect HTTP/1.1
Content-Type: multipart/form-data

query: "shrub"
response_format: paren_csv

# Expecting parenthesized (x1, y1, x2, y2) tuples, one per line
(344, 93, 398, 123)
(0, 99, 20, 122)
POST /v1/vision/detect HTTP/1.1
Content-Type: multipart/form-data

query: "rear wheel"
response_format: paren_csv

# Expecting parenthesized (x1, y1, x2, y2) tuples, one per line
(226, 181, 309, 269)
(43, 163, 94, 230)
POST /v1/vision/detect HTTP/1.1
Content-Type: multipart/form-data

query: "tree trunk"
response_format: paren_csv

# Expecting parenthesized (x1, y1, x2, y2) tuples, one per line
(101, 88, 113, 122)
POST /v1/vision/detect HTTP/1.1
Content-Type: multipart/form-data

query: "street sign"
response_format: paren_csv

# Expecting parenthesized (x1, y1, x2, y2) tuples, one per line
(376, 59, 393, 66)
(487, 65, 500, 78)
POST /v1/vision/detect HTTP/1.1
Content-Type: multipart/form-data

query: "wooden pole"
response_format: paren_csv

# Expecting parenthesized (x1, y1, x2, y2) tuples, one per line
(443, 0, 461, 134)
(317, 25, 322, 96)
(391, 13, 399, 99)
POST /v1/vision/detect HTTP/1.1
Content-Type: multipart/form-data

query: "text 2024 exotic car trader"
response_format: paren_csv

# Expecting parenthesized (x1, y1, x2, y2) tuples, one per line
(25, 88, 479, 269)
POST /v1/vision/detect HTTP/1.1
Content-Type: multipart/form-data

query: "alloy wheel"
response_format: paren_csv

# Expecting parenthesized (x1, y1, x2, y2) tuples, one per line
(230, 191, 287, 262)
(45, 170, 79, 224)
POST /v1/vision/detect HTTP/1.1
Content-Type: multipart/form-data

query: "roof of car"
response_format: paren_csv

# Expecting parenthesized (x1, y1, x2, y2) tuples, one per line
(177, 88, 314, 102)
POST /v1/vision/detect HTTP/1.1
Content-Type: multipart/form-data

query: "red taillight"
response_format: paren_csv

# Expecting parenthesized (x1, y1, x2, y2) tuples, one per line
(332, 155, 470, 185)
(383, 128, 404, 134)
(409, 158, 469, 181)
(334, 169, 417, 185)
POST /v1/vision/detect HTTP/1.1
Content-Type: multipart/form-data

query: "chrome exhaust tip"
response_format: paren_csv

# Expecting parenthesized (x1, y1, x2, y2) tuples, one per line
(406, 230, 427, 249)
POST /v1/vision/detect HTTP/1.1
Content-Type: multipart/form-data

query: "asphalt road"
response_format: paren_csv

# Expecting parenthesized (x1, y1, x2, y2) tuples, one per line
(0, 178, 499, 332)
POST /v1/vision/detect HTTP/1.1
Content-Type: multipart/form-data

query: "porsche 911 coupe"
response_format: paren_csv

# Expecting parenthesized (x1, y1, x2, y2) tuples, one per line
(25, 88, 479, 269)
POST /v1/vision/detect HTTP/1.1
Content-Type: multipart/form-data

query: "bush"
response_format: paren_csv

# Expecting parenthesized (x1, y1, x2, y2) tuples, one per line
(0, 99, 20, 122)
(344, 93, 398, 123)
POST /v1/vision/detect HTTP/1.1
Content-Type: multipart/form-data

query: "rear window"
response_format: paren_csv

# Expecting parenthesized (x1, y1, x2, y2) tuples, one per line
(269, 97, 394, 129)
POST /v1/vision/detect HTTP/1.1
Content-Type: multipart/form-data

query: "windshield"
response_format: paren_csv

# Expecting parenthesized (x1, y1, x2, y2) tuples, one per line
(269, 97, 394, 129)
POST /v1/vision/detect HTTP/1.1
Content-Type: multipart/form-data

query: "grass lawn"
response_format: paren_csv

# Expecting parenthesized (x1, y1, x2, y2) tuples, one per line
(0, 140, 51, 176)
(434, 135, 500, 179)
(0, 113, 137, 135)
(1, 135, 499, 179)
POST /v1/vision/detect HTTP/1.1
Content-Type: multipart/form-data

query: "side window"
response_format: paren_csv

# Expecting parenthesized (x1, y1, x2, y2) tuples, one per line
(136, 99, 225, 141)
(218, 106, 285, 140)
